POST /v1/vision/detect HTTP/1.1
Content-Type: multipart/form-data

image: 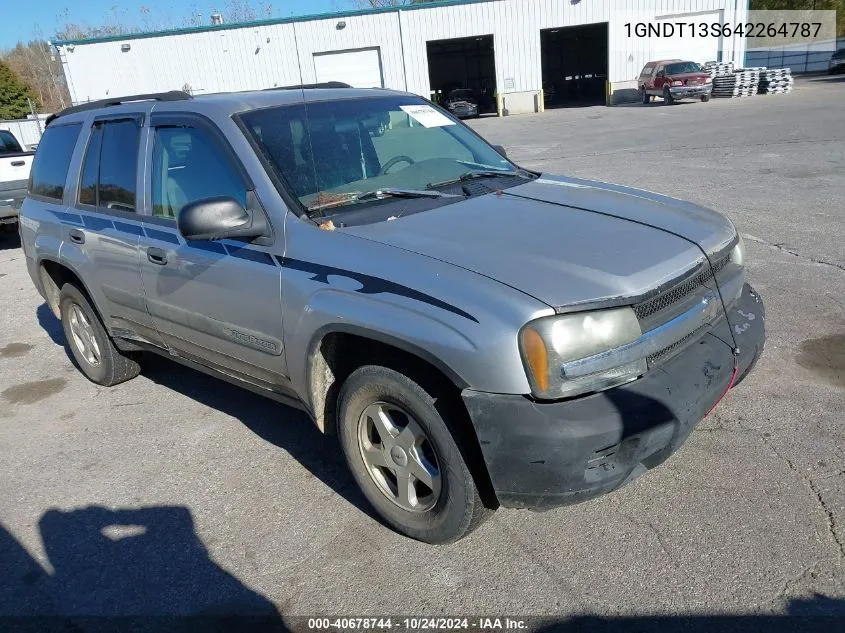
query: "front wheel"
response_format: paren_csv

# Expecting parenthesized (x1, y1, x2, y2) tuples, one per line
(337, 365, 491, 544)
(663, 86, 674, 105)
(701, 94, 711, 102)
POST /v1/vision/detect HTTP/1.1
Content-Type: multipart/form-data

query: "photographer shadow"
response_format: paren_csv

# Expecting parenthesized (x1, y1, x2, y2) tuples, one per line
(1, 505, 288, 632)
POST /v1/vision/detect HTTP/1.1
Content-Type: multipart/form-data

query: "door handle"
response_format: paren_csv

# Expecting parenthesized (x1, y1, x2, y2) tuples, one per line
(69, 228, 85, 244)
(147, 246, 168, 266)
(11, 161, 25, 167)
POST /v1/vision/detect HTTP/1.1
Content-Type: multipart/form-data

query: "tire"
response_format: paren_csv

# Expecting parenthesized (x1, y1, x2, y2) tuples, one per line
(701, 95, 711, 102)
(337, 365, 491, 544)
(663, 86, 674, 105)
(59, 283, 141, 386)
(641, 87, 649, 104)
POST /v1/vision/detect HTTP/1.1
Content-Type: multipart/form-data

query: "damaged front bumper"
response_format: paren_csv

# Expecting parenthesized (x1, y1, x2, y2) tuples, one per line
(462, 283, 765, 510)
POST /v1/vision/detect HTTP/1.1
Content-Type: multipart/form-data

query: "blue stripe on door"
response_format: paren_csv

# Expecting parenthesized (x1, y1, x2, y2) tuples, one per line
(144, 227, 180, 244)
(114, 221, 144, 236)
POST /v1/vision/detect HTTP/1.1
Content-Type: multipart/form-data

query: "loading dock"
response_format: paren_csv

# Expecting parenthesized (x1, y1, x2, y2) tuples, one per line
(540, 23, 609, 107)
(426, 35, 496, 114)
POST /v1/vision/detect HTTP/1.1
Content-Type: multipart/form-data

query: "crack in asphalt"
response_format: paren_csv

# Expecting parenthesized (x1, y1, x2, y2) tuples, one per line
(807, 478, 845, 559)
(742, 234, 845, 272)
(498, 522, 591, 611)
(761, 435, 845, 560)
(621, 513, 678, 569)
(777, 560, 824, 600)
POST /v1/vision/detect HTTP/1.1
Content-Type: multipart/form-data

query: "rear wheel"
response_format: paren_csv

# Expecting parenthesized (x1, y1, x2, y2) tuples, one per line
(641, 87, 650, 104)
(59, 283, 141, 386)
(337, 365, 491, 544)
(663, 86, 674, 105)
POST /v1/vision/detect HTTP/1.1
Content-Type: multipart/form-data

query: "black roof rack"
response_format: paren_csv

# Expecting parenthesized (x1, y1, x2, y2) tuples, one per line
(265, 82, 353, 91)
(46, 90, 193, 126)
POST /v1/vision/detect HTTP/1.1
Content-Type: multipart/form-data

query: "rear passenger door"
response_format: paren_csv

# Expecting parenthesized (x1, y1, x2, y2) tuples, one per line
(62, 115, 160, 345)
(138, 113, 287, 389)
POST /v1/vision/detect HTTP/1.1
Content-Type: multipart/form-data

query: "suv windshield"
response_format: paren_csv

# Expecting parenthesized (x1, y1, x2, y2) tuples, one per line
(665, 62, 703, 74)
(239, 96, 513, 212)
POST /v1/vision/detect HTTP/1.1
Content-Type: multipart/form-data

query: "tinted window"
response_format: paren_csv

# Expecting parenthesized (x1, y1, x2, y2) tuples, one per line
(29, 124, 82, 201)
(78, 125, 103, 206)
(151, 125, 246, 219)
(0, 130, 23, 154)
(98, 120, 139, 211)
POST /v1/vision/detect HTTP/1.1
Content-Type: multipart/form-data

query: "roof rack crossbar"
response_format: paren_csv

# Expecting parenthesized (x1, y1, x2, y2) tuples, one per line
(46, 90, 193, 126)
(265, 82, 353, 91)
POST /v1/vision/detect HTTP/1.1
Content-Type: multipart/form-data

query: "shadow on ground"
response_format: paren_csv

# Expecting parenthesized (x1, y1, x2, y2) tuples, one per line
(32, 304, 387, 527)
(139, 353, 378, 522)
(1, 507, 288, 632)
(0, 227, 21, 251)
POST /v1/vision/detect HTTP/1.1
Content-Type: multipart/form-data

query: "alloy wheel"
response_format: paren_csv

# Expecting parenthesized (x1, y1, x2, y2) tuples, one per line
(67, 303, 101, 366)
(357, 402, 442, 512)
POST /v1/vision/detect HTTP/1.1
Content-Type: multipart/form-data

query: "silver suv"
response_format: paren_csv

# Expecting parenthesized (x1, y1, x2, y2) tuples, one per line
(20, 87, 765, 544)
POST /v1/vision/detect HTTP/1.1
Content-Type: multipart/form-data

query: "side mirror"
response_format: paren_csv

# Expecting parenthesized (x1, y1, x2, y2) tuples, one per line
(492, 144, 508, 158)
(177, 196, 266, 241)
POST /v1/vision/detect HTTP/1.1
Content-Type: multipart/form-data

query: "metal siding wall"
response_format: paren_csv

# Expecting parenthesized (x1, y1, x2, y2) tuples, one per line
(59, 0, 749, 104)
(0, 117, 48, 146)
(292, 13, 405, 89)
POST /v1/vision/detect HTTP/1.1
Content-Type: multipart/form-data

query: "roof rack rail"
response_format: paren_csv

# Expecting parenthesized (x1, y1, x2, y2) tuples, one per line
(46, 90, 193, 126)
(266, 82, 353, 91)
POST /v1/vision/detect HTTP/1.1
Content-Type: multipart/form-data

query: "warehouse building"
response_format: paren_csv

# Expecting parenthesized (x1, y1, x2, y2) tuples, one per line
(55, 0, 749, 114)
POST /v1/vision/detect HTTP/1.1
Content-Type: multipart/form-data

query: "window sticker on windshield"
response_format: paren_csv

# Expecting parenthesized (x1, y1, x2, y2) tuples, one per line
(400, 105, 456, 128)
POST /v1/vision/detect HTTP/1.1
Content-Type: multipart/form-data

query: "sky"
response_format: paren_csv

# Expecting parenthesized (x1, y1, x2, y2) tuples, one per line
(0, 0, 356, 48)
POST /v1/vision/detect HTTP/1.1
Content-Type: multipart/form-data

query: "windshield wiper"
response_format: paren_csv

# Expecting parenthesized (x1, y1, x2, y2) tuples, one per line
(307, 188, 459, 214)
(355, 188, 459, 202)
(428, 170, 522, 189)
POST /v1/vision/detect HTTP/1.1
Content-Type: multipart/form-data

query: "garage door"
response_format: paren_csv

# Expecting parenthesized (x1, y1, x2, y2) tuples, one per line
(655, 11, 722, 65)
(313, 48, 384, 88)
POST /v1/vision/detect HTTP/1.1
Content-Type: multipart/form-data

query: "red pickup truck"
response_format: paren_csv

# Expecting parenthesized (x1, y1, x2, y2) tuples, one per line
(639, 60, 712, 105)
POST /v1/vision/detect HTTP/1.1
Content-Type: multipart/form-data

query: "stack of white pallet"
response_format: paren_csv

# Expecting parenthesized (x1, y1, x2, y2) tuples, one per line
(759, 68, 794, 95)
(712, 68, 761, 98)
(704, 61, 734, 78)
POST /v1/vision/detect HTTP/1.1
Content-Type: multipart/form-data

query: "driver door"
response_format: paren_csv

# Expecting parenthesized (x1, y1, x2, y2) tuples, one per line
(138, 113, 288, 389)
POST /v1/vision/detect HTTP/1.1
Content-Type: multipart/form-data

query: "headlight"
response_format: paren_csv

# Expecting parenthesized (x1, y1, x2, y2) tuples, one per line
(730, 234, 746, 267)
(519, 307, 646, 399)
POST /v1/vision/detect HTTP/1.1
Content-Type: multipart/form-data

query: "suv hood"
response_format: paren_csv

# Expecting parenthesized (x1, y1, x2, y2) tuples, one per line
(343, 174, 736, 309)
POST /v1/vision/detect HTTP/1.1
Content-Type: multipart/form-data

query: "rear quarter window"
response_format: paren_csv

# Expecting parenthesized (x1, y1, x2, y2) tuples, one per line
(29, 123, 82, 201)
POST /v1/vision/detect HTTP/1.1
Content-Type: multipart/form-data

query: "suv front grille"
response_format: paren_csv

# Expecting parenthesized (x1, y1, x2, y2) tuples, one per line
(634, 252, 731, 323)
(647, 323, 711, 365)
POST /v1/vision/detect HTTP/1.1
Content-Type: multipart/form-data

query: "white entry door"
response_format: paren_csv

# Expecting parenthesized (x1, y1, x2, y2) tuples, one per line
(313, 48, 384, 88)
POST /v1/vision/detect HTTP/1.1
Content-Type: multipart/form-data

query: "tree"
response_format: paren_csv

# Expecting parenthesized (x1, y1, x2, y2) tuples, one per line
(0, 60, 37, 119)
(4, 37, 69, 112)
(749, 0, 845, 36)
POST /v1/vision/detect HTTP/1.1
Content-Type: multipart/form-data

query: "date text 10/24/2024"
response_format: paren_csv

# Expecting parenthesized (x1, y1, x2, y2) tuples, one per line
(307, 618, 528, 631)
